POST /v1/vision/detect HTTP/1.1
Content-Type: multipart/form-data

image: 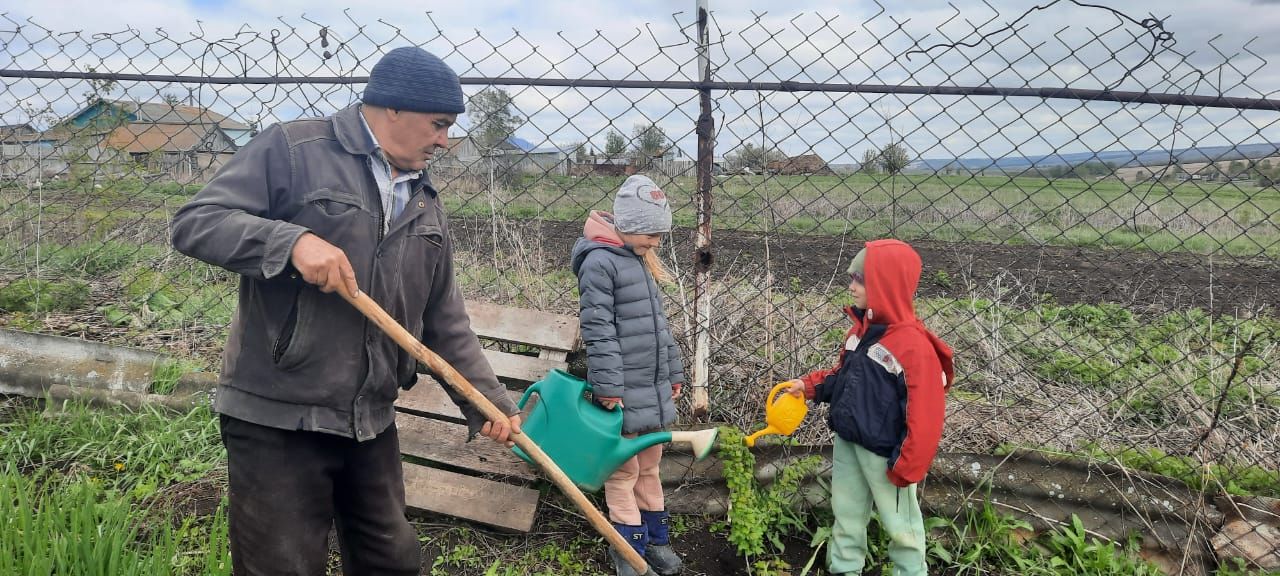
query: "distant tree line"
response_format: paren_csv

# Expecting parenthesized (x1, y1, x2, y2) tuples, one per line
(1042, 161, 1117, 179)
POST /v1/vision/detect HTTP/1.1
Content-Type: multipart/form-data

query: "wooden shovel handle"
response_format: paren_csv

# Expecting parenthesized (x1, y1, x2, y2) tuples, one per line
(341, 288, 651, 575)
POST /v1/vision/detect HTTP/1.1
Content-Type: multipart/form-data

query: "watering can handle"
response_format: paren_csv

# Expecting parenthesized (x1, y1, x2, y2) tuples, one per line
(767, 381, 792, 407)
(517, 381, 542, 410)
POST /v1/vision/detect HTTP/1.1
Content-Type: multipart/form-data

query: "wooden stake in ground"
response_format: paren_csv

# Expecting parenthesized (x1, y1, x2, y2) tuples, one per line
(340, 288, 654, 576)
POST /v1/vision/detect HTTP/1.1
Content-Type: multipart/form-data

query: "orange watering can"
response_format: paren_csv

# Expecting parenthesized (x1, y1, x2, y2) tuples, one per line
(745, 382, 809, 447)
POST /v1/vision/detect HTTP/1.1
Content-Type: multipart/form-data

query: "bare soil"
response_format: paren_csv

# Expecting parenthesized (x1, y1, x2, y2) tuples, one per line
(453, 217, 1280, 314)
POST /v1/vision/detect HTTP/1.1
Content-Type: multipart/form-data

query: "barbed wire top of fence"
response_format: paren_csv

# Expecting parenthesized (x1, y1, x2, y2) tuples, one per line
(3, 1, 1277, 97)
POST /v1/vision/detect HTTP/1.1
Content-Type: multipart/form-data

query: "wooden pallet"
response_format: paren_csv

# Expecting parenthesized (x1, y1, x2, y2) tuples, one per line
(396, 301, 580, 532)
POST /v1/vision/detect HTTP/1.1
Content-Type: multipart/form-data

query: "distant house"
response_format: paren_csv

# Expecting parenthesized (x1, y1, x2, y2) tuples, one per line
(42, 98, 249, 181)
(516, 144, 576, 176)
(432, 133, 586, 178)
(430, 133, 529, 180)
(0, 123, 37, 143)
(443, 135, 485, 162)
(571, 155, 634, 177)
(0, 123, 56, 180)
(103, 123, 239, 178)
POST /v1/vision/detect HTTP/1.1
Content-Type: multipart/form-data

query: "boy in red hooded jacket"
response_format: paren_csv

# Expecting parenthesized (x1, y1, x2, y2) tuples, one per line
(785, 239, 953, 576)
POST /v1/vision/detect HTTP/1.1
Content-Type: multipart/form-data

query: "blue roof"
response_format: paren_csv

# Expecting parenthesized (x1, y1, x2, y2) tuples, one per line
(507, 136, 536, 152)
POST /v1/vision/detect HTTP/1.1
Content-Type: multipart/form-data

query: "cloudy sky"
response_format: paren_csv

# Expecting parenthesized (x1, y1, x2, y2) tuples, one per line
(4, 0, 1279, 163)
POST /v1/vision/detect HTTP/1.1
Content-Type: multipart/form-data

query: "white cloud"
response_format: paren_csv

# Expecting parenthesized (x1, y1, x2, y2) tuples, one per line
(3, 0, 1279, 160)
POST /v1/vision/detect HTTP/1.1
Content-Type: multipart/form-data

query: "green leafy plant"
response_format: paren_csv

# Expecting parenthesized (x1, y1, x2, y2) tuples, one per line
(932, 269, 954, 289)
(431, 543, 483, 575)
(717, 426, 824, 559)
(1043, 515, 1162, 575)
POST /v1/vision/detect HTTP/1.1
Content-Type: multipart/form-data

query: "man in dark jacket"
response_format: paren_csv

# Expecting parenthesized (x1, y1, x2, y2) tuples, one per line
(171, 46, 522, 575)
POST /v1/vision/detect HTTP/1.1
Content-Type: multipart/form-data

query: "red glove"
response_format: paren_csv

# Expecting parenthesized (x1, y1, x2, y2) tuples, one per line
(672, 382, 684, 400)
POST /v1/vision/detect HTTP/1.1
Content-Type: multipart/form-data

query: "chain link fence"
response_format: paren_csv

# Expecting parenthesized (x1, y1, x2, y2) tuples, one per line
(2, 0, 1278, 569)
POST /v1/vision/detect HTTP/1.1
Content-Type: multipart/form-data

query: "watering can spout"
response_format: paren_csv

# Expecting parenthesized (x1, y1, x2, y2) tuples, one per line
(744, 382, 808, 447)
(623, 428, 720, 461)
(744, 425, 782, 447)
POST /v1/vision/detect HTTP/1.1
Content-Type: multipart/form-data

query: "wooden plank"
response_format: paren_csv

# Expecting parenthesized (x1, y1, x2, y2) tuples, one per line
(466, 301, 580, 352)
(481, 349, 566, 385)
(538, 349, 568, 362)
(406, 349, 563, 391)
(402, 462, 539, 532)
(396, 412, 537, 481)
(397, 379, 525, 421)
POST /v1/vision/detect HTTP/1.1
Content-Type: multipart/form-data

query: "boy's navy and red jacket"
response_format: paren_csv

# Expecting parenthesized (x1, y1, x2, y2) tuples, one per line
(800, 240, 954, 487)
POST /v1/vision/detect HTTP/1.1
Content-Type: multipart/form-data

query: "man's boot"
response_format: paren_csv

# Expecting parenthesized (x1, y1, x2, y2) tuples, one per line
(608, 522, 649, 576)
(640, 510, 682, 575)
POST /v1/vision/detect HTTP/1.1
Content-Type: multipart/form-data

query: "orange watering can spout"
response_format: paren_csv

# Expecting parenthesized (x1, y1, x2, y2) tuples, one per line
(744, 382, 808, 447)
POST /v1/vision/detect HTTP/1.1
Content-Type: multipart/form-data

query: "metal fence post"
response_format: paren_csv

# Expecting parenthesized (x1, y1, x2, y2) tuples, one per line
(690, 0, 715, 419)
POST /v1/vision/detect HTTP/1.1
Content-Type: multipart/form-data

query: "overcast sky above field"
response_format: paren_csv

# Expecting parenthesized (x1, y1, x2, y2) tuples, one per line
(4, 0, 1280, 163)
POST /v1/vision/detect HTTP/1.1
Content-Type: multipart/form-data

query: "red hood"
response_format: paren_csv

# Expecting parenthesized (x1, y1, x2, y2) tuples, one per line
(583, 211, 624, 247)
(857, 239, 953, 391)
(863, 238, 921, 326)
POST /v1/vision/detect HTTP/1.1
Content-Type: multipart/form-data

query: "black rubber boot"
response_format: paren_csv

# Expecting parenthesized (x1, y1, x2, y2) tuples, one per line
(640, 510, 683, 575)
(609, 523, 649, 576)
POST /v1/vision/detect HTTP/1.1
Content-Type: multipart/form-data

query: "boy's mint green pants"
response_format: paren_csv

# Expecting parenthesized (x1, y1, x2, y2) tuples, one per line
(828, 438, 928, 576)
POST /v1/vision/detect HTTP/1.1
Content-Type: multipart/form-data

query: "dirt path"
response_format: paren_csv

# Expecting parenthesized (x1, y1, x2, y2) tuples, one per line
(453, 217, 1280, 313)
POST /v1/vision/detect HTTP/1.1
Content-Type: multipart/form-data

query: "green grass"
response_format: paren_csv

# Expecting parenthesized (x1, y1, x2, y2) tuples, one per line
(0, 278, 90, 313)
(0, 467, 231, 576)
(0, 468, 227, 576)
(149, 358, 207, 395)
(918, 299, 1280, 416)
(4, 171, 1279, 257)
(1082, 444, 1280, 499)
(49, 241, 163, 276)
(433, 173, 1280, 258)
(0, 399, 230, 576)
(100, 265, 238, 331)
(0, 401, 223, 496)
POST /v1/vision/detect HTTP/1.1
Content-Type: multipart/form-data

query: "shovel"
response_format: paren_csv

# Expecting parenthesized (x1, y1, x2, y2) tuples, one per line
(340, 287, 656, 576)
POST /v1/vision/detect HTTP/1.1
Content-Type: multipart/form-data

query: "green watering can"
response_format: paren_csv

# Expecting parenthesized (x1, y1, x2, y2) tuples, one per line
(513, 369, 719, 492)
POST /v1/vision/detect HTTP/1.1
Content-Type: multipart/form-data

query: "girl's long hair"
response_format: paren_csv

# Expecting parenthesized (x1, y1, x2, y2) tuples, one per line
(643, 250, 675, 285)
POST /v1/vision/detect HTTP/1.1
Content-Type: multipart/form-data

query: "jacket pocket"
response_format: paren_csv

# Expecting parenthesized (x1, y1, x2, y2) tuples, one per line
(397, 221, 444, 304)
(272, 287, 312, 371)
(409, 223, 444, 247)
(294, 188, 368, 243)
(304, 187, 365, 215)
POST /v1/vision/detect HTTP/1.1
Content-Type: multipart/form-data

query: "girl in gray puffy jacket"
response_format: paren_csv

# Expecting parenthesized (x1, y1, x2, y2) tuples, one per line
(570, 174, 686, 576)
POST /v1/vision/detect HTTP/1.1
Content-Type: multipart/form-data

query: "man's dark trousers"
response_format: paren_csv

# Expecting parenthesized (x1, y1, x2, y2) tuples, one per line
(220, 415, 421, 575)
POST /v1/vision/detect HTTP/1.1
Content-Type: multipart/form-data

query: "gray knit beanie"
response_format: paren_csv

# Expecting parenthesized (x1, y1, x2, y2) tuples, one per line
(613, 175, 672, 234)
(363, 47, 465, 114)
